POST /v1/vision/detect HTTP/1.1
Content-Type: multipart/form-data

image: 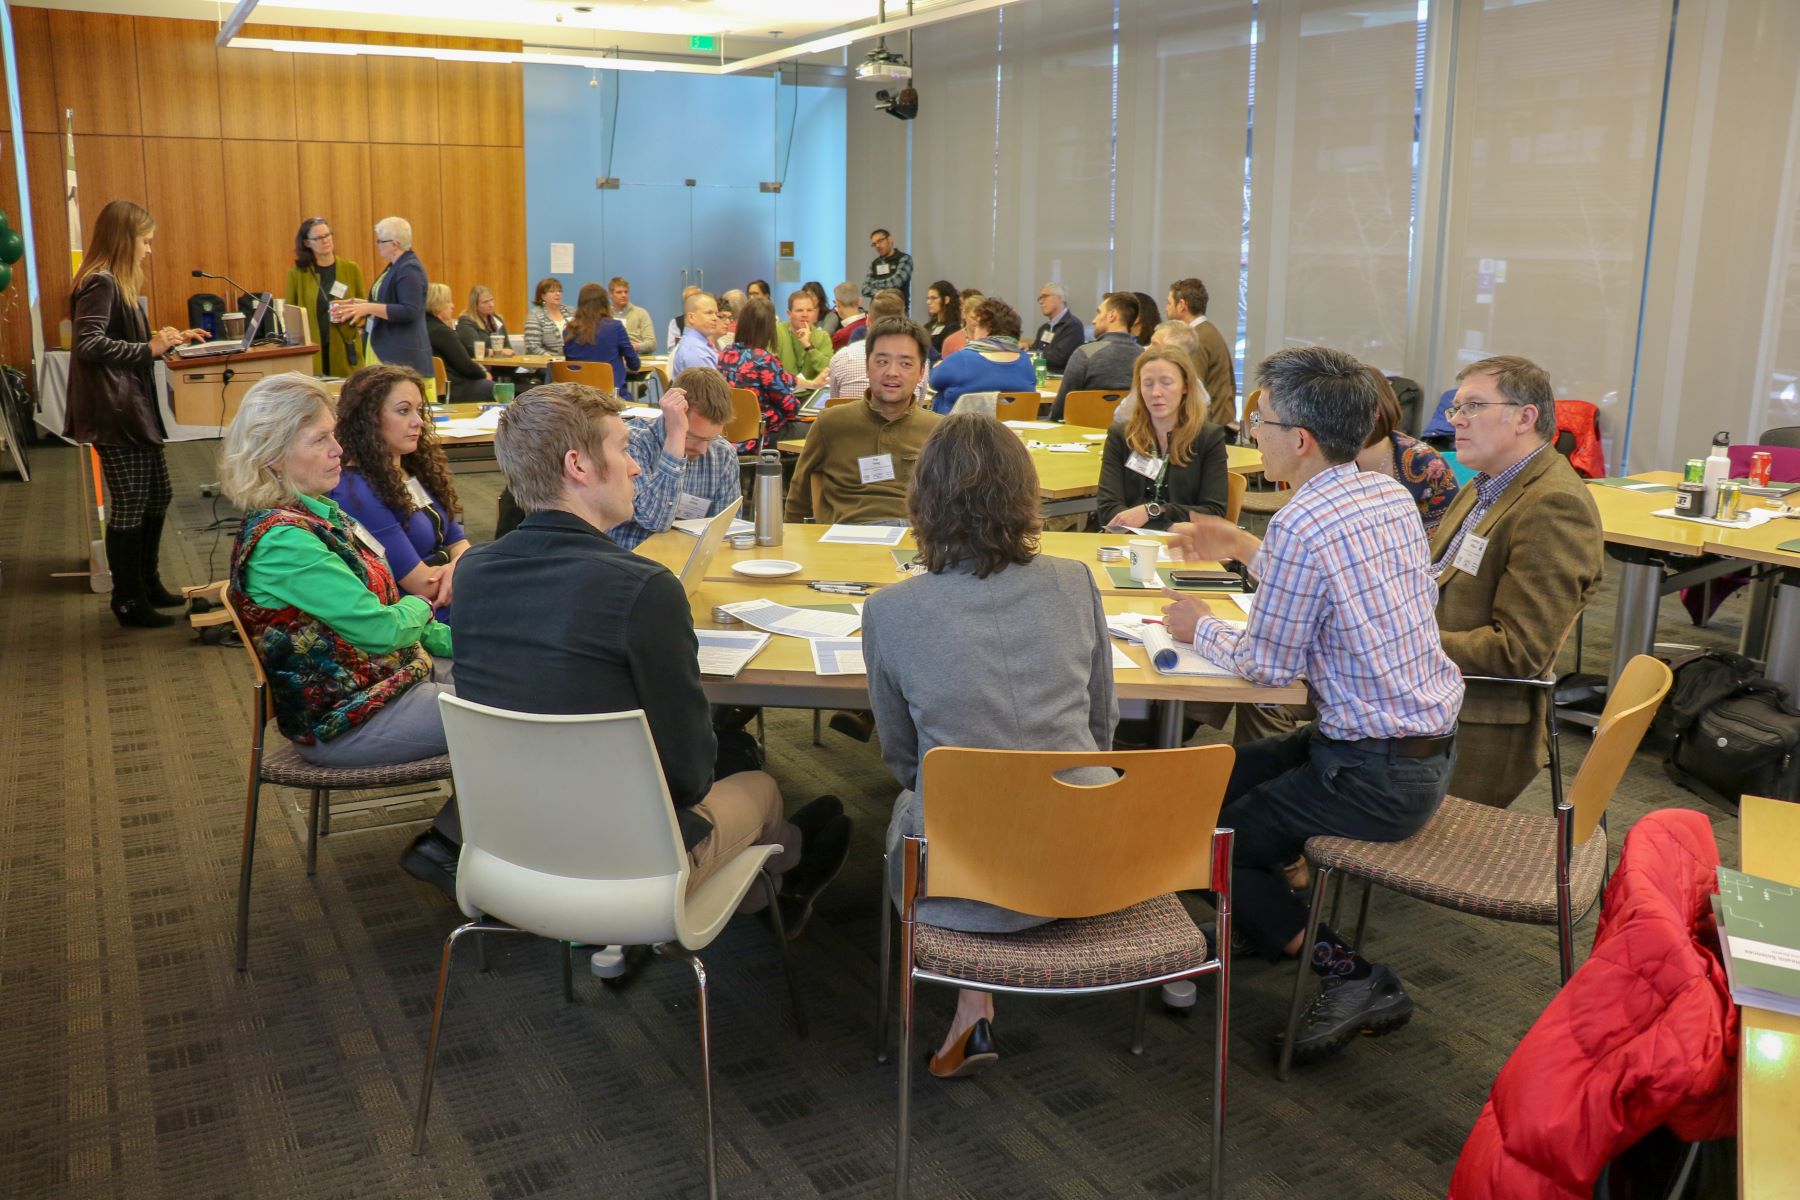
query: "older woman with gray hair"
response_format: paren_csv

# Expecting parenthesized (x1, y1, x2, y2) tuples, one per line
(331, 216, 434, 398)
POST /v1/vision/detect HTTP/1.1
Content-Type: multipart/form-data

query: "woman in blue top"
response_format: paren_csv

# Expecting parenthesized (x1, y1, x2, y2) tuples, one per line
(926, 296, 1036, 414)
(327, 364, 469, 620)
(560, 282, 640, 392)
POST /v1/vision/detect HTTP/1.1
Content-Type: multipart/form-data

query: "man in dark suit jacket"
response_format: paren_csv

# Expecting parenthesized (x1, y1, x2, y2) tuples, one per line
(1429, 355, 1603, 807)
(404, 382, 851, 936)
(1167, 277, 1238, 431)
(1029, 282, 1085, 373)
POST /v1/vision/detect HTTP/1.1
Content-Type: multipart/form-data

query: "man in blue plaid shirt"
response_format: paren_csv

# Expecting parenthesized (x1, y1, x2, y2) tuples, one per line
(607, 367, 742, 551)
(1163, 345, 1464, 1066)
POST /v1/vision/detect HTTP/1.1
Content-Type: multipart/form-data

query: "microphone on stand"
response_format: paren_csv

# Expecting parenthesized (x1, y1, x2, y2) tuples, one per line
(192, 268, 276, 343)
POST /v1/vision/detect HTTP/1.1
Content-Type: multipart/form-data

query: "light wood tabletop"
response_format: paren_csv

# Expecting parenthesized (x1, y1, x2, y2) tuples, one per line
(1699, 516, 1800, 570)
(686, 579, 1304, 706)
(1585, 472, 1711, 554)
(1737, 794, 1800, 1200)
(637, 523, 1234, 598)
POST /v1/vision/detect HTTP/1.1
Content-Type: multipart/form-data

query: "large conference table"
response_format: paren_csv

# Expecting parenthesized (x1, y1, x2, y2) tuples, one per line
(1737, 794, 1799, 1199)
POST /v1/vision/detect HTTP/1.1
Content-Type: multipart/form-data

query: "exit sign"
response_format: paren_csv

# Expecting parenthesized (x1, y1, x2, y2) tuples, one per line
(689, 35, 716, 51)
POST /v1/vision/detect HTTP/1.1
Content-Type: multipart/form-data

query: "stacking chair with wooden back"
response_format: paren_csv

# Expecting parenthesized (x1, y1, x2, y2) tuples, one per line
(430, 356, 448, 400)
(1225, 470, 1247, 525)
(1061, 389, 1126, 429)
(879, 744, 1237, 1197)
(221, 585, 453, 972)
(724, 386, 764, 453)
(550, 359, 616, 392)
(992, 391, 1042, 422)
(1276, 654, 1673, 1079)
(824, 391, 859, 409)
(415, 696, 808, 1196)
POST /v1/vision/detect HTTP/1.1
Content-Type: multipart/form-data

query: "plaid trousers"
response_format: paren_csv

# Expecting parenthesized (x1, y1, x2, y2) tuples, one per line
(95, 443, 172, 529)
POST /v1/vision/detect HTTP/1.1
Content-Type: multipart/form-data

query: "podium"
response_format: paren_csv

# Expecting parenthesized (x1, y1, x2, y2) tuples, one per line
(167, 344, 320, 429)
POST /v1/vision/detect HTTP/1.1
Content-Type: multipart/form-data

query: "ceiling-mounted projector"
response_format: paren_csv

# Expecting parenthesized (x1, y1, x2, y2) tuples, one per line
(856, 49, 912, 84)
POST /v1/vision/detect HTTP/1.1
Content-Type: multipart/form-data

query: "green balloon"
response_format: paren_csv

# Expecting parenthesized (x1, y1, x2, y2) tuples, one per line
(0, 230, 22, 265)
(0, 263, 14, 292)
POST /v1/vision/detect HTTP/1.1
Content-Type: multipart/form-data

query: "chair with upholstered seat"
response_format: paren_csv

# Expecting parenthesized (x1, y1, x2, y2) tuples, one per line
(413, 696, 807, 1197)
(1275, 654, 1672, 1079)
(878, 744, 1237, 1197)
(222, 585, 454, 972)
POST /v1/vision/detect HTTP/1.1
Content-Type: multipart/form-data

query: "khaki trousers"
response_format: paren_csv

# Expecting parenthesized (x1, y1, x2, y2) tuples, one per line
(685, 770, 801, 903)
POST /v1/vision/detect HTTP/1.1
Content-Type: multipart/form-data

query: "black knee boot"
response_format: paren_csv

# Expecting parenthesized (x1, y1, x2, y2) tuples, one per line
(139, 508, 185, 608)
(106, 527, 175, 628)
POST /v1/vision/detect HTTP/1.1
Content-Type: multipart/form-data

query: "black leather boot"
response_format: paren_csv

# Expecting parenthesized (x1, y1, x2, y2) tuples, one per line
(139, 508, 185, 608)
(106, 527, 175, 628)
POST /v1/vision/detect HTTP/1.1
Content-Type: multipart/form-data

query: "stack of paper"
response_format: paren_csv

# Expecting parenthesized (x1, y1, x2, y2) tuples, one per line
(1003, 420, 1060, 430)
(1139, 623, 1237, 677)
(810, 638, 867, 675)
(1715, 867, 1800, 1017)
(672, 517, 754, 537)
(818, 524, 908, 546)
(696, 630, 770, 679)
(1106, 614, 1161, 643)
(717, 599, 861, 639)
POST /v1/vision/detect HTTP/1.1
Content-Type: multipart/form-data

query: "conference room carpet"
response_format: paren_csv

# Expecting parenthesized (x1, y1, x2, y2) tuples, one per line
(0, 438, 1745, 1199)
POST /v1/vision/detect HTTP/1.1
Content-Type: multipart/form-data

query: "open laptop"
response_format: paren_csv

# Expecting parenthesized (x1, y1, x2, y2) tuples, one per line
(676, 497, 744, 596)
(170, 292, 275, 359)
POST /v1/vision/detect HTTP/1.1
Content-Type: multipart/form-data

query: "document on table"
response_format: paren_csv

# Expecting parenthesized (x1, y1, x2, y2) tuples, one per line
(810, 638, 867, 676)
(717, 599, 861, 639)
(622, 406, 662, 421)
(671, 516, 754, 537)
(1104, 525, 1173, 539)
(1003, 420, 1060, 430)
(695, 630, 770, 678)
(1139, 623, 1238, 677)
(1027, 441, 1092, 453)
(1106, 614, 1161, 643)
(818, 524, 908, 546)
(1652, 506, 1780, 529)
(1224, 593, 1254, 619)
(1082, 432, 1109, 441)
(1109, 644, 1137, 670)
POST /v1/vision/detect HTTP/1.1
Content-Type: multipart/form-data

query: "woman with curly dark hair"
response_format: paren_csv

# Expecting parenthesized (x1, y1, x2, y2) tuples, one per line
(1130, 290, 1161, 345)
(923, 279, 961, 357)
(863, 413, 1117, 1078)
(327, 364, 469, 619)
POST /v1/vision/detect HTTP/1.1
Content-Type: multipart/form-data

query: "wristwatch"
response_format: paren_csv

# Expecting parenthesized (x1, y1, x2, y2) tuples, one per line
(1145, 502, 1165, 520)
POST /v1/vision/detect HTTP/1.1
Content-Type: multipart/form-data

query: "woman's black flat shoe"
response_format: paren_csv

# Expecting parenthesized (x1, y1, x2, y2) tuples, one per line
(928, 1018, 998, 1079)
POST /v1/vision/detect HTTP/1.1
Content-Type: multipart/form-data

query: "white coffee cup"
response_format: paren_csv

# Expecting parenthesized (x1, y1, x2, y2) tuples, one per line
(1127, 538, 1160, 584)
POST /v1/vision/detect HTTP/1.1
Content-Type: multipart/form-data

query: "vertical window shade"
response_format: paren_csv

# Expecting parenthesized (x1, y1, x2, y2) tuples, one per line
(1439, 0, 1668, 408)
(908, 20, 1002, 306)
(1765, 139, 1800, 431)
(1115, 1, 1254, 347)
(1249, 0, 1424, 375)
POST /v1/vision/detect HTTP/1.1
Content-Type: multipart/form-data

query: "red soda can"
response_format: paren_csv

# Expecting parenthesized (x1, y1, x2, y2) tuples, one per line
(1751, 451, 1773, 487)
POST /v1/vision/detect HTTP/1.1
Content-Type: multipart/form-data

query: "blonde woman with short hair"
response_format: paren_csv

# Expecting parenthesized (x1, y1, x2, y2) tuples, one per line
(331, 216, 434, 397)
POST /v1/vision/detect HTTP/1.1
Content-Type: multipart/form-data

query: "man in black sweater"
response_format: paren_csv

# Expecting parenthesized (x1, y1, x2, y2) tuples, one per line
(401, 382, 850, 942)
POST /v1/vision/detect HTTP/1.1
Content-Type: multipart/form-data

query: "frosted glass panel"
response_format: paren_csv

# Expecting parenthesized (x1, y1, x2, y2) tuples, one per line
(908, 18, 1001, 307)
(1439, 0, 1667, 409)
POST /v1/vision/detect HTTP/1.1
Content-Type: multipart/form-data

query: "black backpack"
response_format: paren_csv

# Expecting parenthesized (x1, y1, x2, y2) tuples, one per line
(1663, 650, 1800, 810)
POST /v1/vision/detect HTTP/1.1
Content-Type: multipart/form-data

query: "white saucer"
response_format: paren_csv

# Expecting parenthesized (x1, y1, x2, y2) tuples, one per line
(731, 560, 802, 578)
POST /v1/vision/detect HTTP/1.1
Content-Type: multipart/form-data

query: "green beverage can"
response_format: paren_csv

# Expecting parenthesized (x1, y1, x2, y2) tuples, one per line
(1035, 356, 1048, 388)
(1684, 458, 1705, 483)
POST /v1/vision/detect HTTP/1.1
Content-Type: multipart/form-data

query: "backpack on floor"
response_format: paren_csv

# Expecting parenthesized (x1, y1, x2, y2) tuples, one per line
(1662, 650, 1800, 811)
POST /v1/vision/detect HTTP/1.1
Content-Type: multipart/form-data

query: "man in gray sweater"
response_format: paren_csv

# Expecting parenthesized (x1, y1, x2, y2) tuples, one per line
(1051, 292, 1144, 422)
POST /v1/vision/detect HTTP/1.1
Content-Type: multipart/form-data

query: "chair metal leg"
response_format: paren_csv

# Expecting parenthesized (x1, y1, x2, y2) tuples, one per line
(894, 957, 917, 1198)
(1212, 883, 1232, 1198)
(761, 869, 808, 1038)
(306, 787, 323, 877)
(1327, 870, 1345, 928)
(413, 920, 514, 1154)
(561, 942, 575, 1004)
(476, 933, 490, 973)
(658, 945, 718, 1200)
(319, 787, 331, 837)
(234, 775, 264, 972)
(1352, 879, 1374, 951)
(812, 710, 822, 747)
(1572, 612, 1585, 673)
(1130, 989, 1148, 1056)
(755, 709, 766, 754)
(875, 855, 892, 1063)
(1278, 866, 1333, 1081)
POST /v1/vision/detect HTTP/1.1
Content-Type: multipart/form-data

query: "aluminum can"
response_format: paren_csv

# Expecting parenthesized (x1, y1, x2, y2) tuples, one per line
(1750, 451, 1773, 488)
(1715, 482, 1741, 522)
(1684, 459, 1705, 483)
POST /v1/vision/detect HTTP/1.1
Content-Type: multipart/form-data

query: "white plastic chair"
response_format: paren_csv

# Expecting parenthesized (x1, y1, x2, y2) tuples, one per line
(414, 695, 807, 1199)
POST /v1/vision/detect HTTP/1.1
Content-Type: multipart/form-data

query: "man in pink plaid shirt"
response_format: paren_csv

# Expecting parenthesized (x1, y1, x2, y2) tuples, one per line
(1163, 345, 1464, 1066)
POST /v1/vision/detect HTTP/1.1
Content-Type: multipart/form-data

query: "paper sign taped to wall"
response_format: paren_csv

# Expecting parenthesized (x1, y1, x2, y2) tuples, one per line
(550, 243, 574, 273)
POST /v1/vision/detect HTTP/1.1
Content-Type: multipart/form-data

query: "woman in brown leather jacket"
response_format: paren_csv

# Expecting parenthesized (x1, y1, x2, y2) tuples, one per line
(65, 200, 208, 627)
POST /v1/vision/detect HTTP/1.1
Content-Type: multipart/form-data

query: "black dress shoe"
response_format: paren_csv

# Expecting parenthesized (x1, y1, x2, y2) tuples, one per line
(775, 814, 852, 939)
(400, 829, 460, 900)
(828, 710, 875, 742)
(788, 794, 843, 840)
(929, 1018, 999, 1079)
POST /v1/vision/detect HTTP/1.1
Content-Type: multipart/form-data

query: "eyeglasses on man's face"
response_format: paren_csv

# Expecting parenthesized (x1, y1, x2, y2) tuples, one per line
(1446, 400, 1526, 422)
(1248, 409, 1305, 432)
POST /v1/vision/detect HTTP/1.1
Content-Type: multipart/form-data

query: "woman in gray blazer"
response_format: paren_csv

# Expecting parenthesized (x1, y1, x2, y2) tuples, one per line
(864, 413, 1118, 1081)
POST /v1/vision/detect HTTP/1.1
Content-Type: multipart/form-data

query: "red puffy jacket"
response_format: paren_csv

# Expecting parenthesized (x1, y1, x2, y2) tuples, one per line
(1554, 400, 1606, 478)
(1449, 809, 1738, 1198)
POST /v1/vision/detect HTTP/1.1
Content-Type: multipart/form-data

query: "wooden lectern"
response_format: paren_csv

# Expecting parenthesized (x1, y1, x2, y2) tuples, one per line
(167, 343, 321, 428)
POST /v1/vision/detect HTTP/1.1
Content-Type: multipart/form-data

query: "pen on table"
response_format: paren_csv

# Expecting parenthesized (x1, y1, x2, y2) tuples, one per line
(810, 581, 872, 595)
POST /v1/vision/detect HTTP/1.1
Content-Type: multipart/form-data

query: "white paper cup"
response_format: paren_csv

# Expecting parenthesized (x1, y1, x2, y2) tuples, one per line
(1128, 538, 1160, 583)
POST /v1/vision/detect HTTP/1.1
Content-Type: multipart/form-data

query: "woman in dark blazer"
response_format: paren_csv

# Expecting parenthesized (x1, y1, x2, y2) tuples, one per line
(66, 199, 210, 627)
(454, 284, 515, 361)
(333, 216, 434, 399)
(424, 283, 494, 404)
(1095, 344, 1229, 530)
(560, 282, 639, 390)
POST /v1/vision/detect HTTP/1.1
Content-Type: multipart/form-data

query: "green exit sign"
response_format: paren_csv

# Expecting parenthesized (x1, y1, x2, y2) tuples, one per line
(689, 35, 716, 51)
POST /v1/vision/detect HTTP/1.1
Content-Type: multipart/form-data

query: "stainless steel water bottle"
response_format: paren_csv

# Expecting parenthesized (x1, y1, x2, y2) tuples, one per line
(755, 451, 784, 546)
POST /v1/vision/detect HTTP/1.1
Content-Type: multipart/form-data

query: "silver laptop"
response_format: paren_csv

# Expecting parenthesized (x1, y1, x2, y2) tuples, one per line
(171, 292, 275, 359)
(676, 497, 743, 596)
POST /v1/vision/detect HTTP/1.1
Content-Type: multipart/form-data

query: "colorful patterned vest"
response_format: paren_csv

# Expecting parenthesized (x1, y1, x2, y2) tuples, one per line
(230, 504, 432, 744)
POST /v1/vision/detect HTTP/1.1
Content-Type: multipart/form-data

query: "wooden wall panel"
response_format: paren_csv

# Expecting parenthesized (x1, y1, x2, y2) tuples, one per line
(438, 146, 526, 317)
(366, 33, 440, 145)
(221, 141, 300, 300)
(436, 37, 522, 148)
(0, 142, 31, 367)
(296, 142, 374, 283)
(14, 7, 56, 134)
(368, 144, 443, 287)
(286, 27, 370, 145)
(217, 37, 295, 142)
(23, 132, 67, 345)
(48, 11, 140, 137)
(133, 17, 220, 139)
(142, 138, 226, 330)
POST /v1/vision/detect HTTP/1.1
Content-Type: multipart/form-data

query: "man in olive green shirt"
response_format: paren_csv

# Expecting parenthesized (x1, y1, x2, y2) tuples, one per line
(774, 289, 834, 384)
(786, 318, 940, 525)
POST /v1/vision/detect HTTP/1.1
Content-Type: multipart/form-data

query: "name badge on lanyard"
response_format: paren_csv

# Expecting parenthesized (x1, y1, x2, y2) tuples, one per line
(1127, 451, 1166, 481)
(858, 453, 896, 484)
(673, 492, 709, 520)
(1452, 532, 1489, 577)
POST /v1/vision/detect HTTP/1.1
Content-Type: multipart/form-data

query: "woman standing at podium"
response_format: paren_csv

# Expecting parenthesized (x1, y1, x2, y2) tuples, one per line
(331, 216, 434, 401)
(65, 198, 209, 628)
(284, 216, 365, 378)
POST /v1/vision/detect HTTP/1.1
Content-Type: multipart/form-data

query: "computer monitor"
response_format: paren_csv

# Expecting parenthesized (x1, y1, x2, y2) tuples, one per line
(676, 497, 743, 596)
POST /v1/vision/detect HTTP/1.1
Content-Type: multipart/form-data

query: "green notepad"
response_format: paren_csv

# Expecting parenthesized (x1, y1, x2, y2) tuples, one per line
(1590, 477, 1675, 493)
(1103, 564, 1237, 591)
(1778, 538, 1800, 554)
(890, 548, 918, 570)
(1716, 867, 1800, 1016)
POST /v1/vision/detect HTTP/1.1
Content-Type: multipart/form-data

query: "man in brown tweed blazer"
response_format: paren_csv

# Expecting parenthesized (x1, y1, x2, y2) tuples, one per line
(1429, 355, 1603, 807)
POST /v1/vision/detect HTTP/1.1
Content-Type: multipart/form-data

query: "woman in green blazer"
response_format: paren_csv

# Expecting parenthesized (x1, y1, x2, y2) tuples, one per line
(285, 217, 367, 377)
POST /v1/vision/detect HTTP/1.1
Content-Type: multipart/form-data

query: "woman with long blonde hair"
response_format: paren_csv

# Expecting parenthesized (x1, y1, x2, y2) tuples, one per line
(1095, 343, 1229, 529)
(65, 199, 210, 627)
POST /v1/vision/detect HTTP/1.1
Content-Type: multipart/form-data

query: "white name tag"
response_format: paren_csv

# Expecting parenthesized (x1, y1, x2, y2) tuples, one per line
(858, 453, 896, 484)
(673, 492, 709, 520)
(875, 262, 891, 276)
(1453, 532, 1489, 577)
(1126, 451, 1166, 481)
(404, 476, 433, 509)
(348, 519, 389, 564)
(329, 280, 349, 299)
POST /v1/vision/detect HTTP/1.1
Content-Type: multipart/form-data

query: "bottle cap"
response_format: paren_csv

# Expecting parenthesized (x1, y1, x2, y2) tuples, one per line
(1714, 430, 1731, 447)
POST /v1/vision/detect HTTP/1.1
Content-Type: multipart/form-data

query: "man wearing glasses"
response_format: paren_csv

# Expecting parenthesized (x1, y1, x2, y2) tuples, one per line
(861, 228, 914, 311)
(1429, 355, 1602, 808)
(1159, 346, 1464, 1066)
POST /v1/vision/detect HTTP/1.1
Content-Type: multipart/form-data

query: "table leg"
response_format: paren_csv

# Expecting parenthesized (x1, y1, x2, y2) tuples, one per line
(1763, 572, 1800, 694)
(1154, 698, 1185, 749)
(1742, 573, 1776, 662)
(1609, 554, 1664, 683)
